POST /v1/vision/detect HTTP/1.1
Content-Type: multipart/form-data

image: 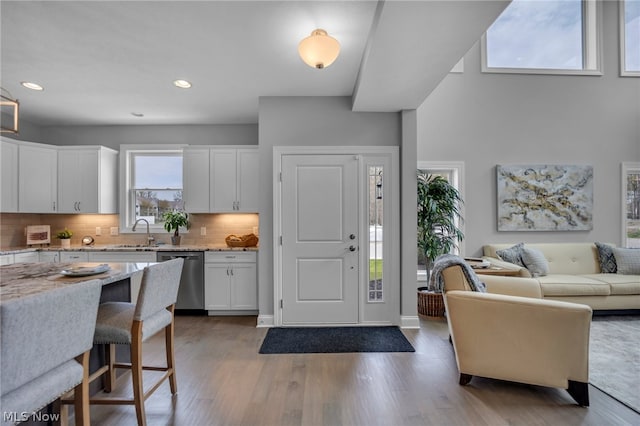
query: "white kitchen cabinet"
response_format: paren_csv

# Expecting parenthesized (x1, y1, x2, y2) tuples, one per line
(204, 251, 257, 312)
(1, 138, 19, 212)
(39, 251, 60, 263)
(182, 147, 211, 213)
(87, 251, 156, 263)
(0, 254, 14, 265)
(14, 251, 39, 263)
(182, 146, 258, 214)
(18, 142, 57, 213)
(59, 251, 89, 262)
(57, 146, 118, 213)
(211, 148, 258, 212)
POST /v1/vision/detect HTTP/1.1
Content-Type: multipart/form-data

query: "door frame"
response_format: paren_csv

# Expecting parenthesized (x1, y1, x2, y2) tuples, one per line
(273, 146, 400, 327)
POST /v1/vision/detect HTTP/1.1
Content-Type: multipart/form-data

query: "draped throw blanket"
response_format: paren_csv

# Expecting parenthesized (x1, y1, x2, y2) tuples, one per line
(428, 254, 487, 293)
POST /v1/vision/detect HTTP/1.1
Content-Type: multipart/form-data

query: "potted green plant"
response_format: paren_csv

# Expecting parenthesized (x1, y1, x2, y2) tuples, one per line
(56, 228, 73, 249)
(417, 172, 464, 281)
(162, 211, 190, 245)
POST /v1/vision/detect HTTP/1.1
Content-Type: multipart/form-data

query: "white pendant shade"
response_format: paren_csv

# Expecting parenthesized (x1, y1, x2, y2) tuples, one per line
(298, 29, 340, 69)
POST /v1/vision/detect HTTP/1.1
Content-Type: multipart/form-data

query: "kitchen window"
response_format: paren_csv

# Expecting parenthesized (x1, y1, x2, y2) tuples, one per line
(119, 145, 184, 232)
(482, 0, 602, 75)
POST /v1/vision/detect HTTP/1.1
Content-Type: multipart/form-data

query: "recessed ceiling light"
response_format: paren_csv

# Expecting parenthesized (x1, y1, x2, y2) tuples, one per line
(173, 79, 192, 89)
(20, 81, 44, 91)
(131, 112, 144, 117)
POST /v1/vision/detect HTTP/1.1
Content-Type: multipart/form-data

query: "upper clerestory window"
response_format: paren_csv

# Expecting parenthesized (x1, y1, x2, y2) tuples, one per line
(482, 0, 602, 75)
(621, 0, 640, 76)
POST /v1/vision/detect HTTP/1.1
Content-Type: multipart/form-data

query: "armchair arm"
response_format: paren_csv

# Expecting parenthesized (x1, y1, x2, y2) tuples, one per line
(444, 291, 592, 389)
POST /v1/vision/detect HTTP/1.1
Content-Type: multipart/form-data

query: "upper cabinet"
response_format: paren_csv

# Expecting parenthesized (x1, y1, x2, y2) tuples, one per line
(183, 146, 258, 213)
(57, 146, 118, 213)
(1, 138, 19, 212)
(182, 147, 211, 213)
(18, 142, 58, 213)
(0, 139, 118, 214)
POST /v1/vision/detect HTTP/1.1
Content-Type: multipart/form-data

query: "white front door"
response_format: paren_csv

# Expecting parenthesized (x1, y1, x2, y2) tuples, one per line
(281, 154, 359, 325)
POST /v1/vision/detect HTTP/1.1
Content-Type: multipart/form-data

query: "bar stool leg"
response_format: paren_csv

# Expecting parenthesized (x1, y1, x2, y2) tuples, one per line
(104, 344, 116, 393)
(131, 321, 146, 426)
(74, 351, 91, 426)
(165, 305, 177, 394)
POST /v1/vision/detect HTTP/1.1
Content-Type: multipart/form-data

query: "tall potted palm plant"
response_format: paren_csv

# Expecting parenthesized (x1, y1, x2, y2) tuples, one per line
(417, 172, 464, 281)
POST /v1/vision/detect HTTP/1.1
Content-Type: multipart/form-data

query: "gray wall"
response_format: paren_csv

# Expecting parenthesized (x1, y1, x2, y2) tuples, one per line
(417, 0, 640, 256)
(4, 123, 257, 148)
(257, 96, 402, 318)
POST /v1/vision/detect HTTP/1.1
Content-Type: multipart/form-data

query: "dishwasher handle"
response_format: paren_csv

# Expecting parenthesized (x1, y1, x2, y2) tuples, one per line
(159, 255, 201, 261)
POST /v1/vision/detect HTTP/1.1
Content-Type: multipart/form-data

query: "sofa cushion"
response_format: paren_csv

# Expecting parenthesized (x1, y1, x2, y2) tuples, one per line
(537, 275, 611, 297)
(595, 242, 617, 273)
(613, 248, 640, 275)
(485, 243, 600, 275)
(581, 274, 640, 295)
(521, 246, 549, 277)
(496, 243, 525, 267)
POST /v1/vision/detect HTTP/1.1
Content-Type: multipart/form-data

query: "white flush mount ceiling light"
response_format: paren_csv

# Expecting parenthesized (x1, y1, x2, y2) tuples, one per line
(298, 29, 340, 69)
(173, 79, 192, 89)
(20, 81, 44, 91)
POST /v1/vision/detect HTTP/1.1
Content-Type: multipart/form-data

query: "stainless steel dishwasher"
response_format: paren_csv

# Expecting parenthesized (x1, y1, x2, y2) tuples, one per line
(156, 251, 204, 310)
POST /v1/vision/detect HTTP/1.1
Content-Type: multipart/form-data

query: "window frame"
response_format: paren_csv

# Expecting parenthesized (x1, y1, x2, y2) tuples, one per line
(622, 162, 640, 248)
(416, 161, 465, 282)
(620, 0, 640, 76)
(119, 144, 186, 234)
(481, 0, 603, 76)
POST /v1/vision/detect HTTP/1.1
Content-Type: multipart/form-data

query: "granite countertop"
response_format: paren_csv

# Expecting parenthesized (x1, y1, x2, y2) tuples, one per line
(0, 262, 149, 302)
(0, 244, 259, 255)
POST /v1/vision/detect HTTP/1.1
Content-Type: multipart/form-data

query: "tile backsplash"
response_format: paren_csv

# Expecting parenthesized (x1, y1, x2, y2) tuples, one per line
(0, 213, 259, 249)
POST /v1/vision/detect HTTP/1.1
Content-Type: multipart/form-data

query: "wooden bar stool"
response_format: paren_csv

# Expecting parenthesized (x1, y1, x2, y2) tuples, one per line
(1, 280, 102, 426)
(87, 258, 184, 426)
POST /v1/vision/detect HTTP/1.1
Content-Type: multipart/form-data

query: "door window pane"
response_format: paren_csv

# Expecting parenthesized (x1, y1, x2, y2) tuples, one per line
(623, 0, 640, 73)
(368, 166, 384, 302)
(625, 166, 640, 248)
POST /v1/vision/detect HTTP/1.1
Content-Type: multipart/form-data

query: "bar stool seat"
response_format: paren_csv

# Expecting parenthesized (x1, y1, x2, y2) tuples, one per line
(94, 302, 172, 345)
(85, 258, 184, 426)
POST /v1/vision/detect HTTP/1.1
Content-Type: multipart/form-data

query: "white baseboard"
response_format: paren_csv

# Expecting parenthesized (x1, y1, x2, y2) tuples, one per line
(400, 315, 420, 329)
(257, 314, 274, 328)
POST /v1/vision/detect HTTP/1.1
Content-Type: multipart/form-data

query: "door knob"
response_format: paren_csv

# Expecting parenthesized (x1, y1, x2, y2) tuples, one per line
(349, 245, 356, 252)
(349, 234, 356, 240)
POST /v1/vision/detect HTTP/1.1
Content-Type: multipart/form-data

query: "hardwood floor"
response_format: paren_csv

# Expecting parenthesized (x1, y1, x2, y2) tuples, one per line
(87, 315, 639, 426)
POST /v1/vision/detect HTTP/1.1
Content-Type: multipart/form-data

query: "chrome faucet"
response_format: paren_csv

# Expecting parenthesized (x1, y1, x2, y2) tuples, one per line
(132, 218, 155, 246)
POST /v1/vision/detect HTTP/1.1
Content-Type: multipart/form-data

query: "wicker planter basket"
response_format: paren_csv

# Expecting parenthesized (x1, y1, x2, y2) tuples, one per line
(225, 233, 259, 248)
(417, 288, 445, 318)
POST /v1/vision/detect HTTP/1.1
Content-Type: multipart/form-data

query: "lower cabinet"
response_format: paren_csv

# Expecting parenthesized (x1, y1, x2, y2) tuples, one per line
(14, 252, 40, 263)
(205, 251, 257, 312)
(59, 251, 89, 262)
(39, 251, 60, 263)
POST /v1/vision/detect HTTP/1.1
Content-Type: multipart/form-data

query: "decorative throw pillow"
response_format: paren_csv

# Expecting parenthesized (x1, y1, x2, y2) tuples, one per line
(612, 248, 640, 275)
(496, 243, 525, 267)
(520, 246, 549, 277)
(595, 242, 617, 273)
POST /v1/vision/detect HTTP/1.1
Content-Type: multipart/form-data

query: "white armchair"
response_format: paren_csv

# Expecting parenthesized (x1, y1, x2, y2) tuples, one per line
(441, 264, 592, 406)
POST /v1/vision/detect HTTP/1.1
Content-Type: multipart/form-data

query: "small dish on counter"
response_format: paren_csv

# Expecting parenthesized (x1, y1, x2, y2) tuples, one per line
(60, 264, 110, 277)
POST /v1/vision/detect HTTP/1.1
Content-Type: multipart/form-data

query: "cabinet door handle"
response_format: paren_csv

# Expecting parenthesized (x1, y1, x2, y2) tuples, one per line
(53, 201, 56, 211)
(230, 268, 234, 276)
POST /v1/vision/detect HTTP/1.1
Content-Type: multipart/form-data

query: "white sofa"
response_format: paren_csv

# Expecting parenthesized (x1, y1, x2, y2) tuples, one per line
(482, 243, 640, 311)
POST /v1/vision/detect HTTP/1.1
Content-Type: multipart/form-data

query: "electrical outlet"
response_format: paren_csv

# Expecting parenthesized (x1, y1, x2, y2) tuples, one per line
(110, 227, 119, 236)
(95, 227, 102, 236)
(200, 226, 207, 236)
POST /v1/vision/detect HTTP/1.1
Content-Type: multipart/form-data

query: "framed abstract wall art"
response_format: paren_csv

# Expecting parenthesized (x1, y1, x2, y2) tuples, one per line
(496, 164, 593, 231)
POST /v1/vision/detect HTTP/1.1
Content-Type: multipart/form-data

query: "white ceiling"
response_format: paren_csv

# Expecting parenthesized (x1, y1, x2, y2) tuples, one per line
(1, 1, 509, 127)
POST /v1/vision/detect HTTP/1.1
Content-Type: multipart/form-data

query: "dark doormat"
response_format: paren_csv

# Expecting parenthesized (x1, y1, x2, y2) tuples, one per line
(259, 326, 415, 354)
